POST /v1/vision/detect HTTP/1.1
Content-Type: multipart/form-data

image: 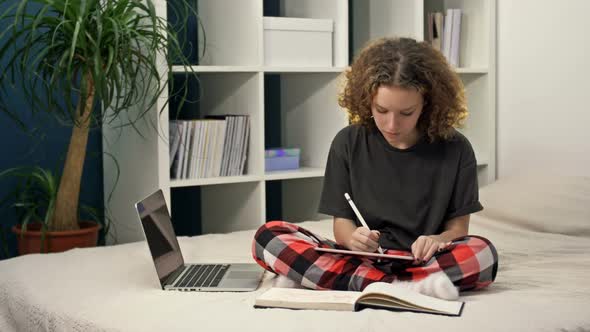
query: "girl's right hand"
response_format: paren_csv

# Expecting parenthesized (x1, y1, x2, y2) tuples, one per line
(348, 227, 380, 252)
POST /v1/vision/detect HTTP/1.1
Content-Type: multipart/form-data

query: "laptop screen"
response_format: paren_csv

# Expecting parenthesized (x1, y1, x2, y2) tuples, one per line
(135, 190, 184, 287)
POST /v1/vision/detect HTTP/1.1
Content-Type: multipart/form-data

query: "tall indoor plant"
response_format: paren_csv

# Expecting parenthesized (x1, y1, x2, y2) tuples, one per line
(0, 0, 200, 253)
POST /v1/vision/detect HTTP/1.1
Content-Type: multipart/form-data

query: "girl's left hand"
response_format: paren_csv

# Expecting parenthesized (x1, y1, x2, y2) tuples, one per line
(411, 235, 451, 264)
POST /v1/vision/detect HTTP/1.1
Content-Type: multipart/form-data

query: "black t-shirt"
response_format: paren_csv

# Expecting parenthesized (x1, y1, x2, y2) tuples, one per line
(318, 124, 483, 250)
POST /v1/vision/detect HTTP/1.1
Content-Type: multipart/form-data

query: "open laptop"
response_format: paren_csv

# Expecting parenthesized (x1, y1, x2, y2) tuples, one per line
(135, 189, 264, 292)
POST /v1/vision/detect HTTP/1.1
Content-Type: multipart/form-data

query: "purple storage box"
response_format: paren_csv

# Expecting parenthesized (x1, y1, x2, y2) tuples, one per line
(265, 156, 300, 171)
(265, 148, 300, 171)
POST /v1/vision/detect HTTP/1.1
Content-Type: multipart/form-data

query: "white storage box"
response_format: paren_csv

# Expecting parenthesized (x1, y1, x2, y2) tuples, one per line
(263, 17, 333, 67)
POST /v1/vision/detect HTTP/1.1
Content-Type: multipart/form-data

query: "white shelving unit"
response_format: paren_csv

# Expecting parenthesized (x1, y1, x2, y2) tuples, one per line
(352, 0, 497, 187)
(103, 0, 496, 244)
(103, 0, 348, 243)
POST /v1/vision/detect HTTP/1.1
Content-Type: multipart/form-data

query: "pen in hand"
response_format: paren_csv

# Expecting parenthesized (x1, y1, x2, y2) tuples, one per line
(344, 193, 384, 255)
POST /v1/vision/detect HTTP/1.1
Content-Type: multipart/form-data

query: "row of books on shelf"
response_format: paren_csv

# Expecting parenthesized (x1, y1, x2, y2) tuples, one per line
(426, 9, 462, 67)
(169, 115, 250, 179)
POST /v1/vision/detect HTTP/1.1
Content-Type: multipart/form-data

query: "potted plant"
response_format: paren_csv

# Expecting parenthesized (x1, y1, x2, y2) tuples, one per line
(0, 166, 110, 254)
(0, 0, 200, 254)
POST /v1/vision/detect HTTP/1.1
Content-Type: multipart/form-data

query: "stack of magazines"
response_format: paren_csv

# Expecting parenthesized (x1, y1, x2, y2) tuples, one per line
(426, 8, 462, 67)
(169, 115, 250, 179)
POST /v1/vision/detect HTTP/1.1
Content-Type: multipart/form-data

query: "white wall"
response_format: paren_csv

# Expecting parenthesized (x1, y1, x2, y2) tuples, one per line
(497, 0, 590, 177)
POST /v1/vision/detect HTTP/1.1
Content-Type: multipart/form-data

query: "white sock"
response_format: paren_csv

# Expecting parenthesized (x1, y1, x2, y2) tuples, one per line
(391, 272, 459, 300)
(273, 275, 305, 289)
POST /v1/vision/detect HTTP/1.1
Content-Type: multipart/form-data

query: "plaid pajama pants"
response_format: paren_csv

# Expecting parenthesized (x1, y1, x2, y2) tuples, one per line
(252, 221, 498, 292)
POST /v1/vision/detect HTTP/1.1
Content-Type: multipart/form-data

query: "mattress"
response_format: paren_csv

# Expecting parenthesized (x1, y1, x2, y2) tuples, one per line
(1, 174, 589, 332)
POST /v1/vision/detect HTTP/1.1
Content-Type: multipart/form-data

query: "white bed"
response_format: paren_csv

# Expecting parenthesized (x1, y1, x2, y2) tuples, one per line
(1, 174, 590, 332)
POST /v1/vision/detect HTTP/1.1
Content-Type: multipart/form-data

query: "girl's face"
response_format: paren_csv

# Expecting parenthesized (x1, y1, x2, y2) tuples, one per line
(371, 85, 424, 148)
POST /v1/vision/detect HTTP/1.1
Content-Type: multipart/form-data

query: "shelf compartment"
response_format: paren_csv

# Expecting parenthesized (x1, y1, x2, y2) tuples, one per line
(197, 0, 261, 66)
(169, 72, 264, 181)
(424, 0, 491, 69)
(265, 177, 328, 223)
(352, 0, 424, 59)
(201, 181, 265, 234)
(278, 73, 349, 169)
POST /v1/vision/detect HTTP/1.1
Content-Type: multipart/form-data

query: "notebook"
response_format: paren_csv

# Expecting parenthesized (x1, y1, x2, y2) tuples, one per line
(314, 247, 415, 260)
(255, 282, 464, 316)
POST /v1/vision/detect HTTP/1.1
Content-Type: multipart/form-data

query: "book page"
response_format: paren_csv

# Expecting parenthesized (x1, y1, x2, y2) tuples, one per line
(359, 282, 463, 315)
(255, 288, 359, 311)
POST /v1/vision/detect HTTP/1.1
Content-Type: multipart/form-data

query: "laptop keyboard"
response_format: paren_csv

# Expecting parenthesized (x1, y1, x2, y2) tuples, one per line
(175, 264, 230, 288)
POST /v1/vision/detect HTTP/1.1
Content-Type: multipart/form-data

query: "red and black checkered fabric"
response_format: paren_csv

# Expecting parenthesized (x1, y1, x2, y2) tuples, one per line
(252, 221, 498, 292)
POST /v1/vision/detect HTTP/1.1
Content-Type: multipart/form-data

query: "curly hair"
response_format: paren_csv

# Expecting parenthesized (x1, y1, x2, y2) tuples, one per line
(338, 37, 468, 142)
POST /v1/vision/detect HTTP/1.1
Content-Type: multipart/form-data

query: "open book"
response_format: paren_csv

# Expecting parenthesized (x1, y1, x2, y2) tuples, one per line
(254, 282, 464, 316)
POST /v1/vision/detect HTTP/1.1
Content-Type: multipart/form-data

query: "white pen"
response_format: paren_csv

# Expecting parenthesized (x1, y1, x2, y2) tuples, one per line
(344, 193, 384, 255)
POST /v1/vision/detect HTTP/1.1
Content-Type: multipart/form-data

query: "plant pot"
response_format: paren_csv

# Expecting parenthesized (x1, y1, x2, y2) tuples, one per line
(11, 221, 101, 255)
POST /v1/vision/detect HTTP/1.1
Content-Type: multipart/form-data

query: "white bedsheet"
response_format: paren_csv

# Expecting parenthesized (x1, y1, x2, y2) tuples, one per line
(1, 176, 590, 332)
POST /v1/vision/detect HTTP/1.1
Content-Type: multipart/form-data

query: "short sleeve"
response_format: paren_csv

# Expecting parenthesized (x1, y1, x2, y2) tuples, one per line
(444, 138, 484, 220)
(318, 130, 355, 220)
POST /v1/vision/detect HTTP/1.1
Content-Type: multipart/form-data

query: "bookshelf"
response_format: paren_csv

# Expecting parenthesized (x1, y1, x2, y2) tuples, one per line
(103, 0, 496, 244)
